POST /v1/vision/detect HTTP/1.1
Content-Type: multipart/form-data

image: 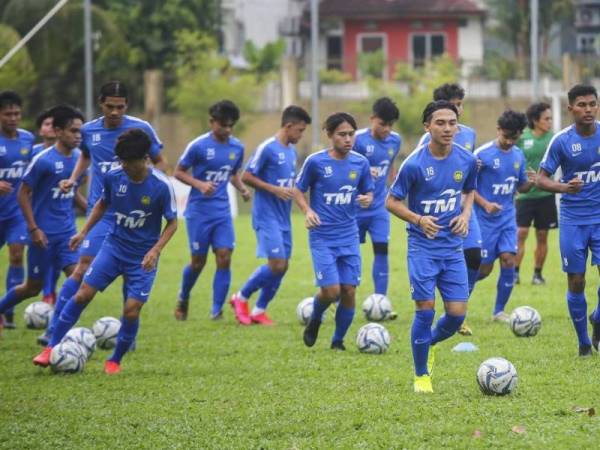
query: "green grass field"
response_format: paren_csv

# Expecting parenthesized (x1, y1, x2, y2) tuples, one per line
(1, 213, 599, 449)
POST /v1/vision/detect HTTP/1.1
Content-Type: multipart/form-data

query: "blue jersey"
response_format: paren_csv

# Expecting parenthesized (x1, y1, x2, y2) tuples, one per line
(353, 128, 401, 215)
(81, 115, 163, 213)
(0, 129, 34, 221)
(474, 141, 528, 226)
(101, 168, 177, 263)
(296, 149, 374, 247)
(32, 143, 48, 157)
(245, 137, 296, 231)
(22, 146, 80, 238)
(178, 132, 244, 220)
(540, 122, 600, 225)
(389, 143, 477, 257)
(418, 123, 477, 153)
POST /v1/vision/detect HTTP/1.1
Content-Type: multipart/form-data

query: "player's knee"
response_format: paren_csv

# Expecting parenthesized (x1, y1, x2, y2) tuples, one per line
(215, 252, 231, 269)
(23, 279, 43, 297)
(268, 259, 288, 274)
(8, 245, 24, 266)
(321, 285, 340, 301)
(190, 256, 206, 272)
(372, 242, 388, 255)
(463, 248, 481, 271)
(445, 301, 467, 316)
(499, 253, 515, 268)
(477, 265, 492, 280)
(123, 303, 143, 321)
(567, 274, 586, 293)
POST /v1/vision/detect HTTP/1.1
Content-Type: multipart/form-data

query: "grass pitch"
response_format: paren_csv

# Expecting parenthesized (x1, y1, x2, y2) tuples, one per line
(1, 214, 600, 449)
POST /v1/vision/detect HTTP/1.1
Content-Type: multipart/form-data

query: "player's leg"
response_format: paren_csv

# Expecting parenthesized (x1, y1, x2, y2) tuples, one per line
(212, 247, 232, 318)
(3, 242, 25, 328)
(463, 212, 483, 294)
(515, 227, 529, 284)
(330, 247, 361, 349)
(175, 216, 208, 320)
(532, 195, 557, 285)
(586, 225, 600, 351)
(533, 229, 549, 285)
(492, 251, 516, 321)
(370, 212, 391, 296)
(515, 199, 534, 284)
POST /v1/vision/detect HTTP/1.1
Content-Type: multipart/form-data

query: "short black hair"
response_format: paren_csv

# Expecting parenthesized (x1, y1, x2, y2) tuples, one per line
(35, 108, 54, 130)
(281, 105, 311, 127)
(497, 109, 527, 134)
(115, 128, 151, 160)
(433, 83, 465, 102)
(422, 100, 458, 124)
(323, 112, 357, 134)
(525, 102, 551, 129)
(99, 81, 128, 102)
(47, 105, 84, 130)
(0, 90, 22, 110)
(372, 97, 399, 123)
(209, 100, 240, 124)
(568, 84, 598, 105)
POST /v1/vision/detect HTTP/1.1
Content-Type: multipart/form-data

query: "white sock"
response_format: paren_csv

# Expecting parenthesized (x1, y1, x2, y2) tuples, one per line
(251, 306, 265, 316)
(237, 291, 248, 302)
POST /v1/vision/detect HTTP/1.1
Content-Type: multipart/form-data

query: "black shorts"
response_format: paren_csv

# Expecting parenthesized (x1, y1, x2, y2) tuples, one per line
(516, 195, 558, 230)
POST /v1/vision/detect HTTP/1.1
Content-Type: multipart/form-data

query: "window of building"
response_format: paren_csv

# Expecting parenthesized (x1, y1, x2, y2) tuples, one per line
(326, 35, 343, 70)
(357, 33, 387, 79)
(411, 33, 446, 67)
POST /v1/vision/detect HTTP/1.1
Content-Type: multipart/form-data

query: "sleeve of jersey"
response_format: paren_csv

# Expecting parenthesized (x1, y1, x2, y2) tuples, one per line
(101, 173, 112, 206)
(518, 153, 528, 185)
(463, 157, 477, 192)
(232, 147, 244, 174)
(80, 129, 90, 157)
(539, 137, 560, 175)
(178, 142, 197, 170)
(389, 160, 414, 200)
(22, 158, 42, 189)
(144, 123, 163, 158)
(352, 136, 365, 155)
(161, 180, 178, 221)
(359, 159, 374, 194)
(295, 157, 314, 193)
(245, 146, 267, 175)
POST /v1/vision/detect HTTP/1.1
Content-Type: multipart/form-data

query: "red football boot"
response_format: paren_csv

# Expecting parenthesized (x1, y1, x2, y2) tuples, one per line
(32, 346, 52, 367)
(250, 312, 274, 326)
(104, 360, 121, 375)
(229, 293, 251, 325)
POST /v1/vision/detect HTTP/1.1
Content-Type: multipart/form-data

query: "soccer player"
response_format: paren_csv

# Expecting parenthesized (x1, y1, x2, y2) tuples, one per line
(418, 83, 479, 336)
(33, 128, 177, 373)
(0, 105, 83, 334)
(353, 97, 401, 301)
(294, 112, 374, 350)
(0, 91, 34, 331)
(32, 109, 57, 156)
(387, 101, 477, 393)
(537, 84, 600, 357)
(38, 81, 165, 346)
(229, 106, 311, 325)
(174, 100, 250, 321)
(474, 110, 534, 322)
(515, 102, 556, 285)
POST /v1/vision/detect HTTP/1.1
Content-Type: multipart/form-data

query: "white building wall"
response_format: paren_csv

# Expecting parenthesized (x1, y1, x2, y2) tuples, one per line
(458, 16, 484, 76)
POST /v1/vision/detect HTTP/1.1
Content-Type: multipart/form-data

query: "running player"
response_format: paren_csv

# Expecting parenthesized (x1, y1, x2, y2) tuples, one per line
(230, 106, 311, 325)
(33, 128, 177, 373)
(387, 101, 477, 393)
(295, 112, 374, 351)
(174, 100, 250, 321)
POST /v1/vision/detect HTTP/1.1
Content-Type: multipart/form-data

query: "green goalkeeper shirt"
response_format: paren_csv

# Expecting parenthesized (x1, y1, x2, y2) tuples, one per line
(516, 128, 554, 200)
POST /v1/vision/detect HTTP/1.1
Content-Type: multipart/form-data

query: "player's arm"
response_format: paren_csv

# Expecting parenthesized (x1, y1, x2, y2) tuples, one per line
(141, 217, 178, 271)
(17, 182, 47, 248)
(60, 151, 91, 193)
(230, 171, 251, 202)
(536, 168, 583, 194)
(385, 194, 441, 239)
(69, 198, 108, 250)
(474, 190, 502, 214)
(150, 153, 167, 172)
(0, 179, 12, 195)
(73, 175, 88, 211)
(292, 187, 320, 229)
(449, 190, 473, 236)
(242, 171, 294, 200)
(173, 163, 216, 196)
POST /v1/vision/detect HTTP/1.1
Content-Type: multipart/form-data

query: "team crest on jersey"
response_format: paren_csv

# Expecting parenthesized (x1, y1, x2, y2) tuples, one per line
(20, 148, 29, 155)
(514, 162, 520, 170)
(0, 146, 6, 156)
(349, 170, 357, 180)
(141, 195, 151, 205)
(597, 146, 600, 155)
(229, 152, 236, 160)
(465, 143, 472, 150)
(388, 148, 394, 157)
(453, 170, 463, 182)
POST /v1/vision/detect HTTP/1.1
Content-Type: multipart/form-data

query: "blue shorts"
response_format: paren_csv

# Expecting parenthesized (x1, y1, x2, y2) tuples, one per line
(256, 225, 292, 259)
(357, 211, 390, 244)
(186, 215, 235, 255)
(0, 215, 27, 247)
(463, 211, 482, 250)
(407, 252, 469, 301)
(311, 243, 361, 287)
(80, 215, 112, 258)
(559, 223, 600, 273)
(27, 236, 78, 280)
(479, 220, 517, 264)
(83, 244, 156, 303)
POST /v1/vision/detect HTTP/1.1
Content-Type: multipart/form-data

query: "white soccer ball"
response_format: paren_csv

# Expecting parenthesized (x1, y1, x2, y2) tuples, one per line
(356, 323, 391, 354)
(296, 297, 327, 325)
(476, 357, 518, 395)
(50, 341, 86, 374)
(361, 294, 393, 321)
(62, 327, 96, 359)
(92, 317, 121, 350)
(510, 306, 542, 337)
(23, 301, 53, 329)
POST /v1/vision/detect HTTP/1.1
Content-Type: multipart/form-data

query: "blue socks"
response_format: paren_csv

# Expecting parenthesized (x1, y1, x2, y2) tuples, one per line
(332, 304, 355, 344)
(411, 309, 435, 376)
(0, 288, 21, 315)
(5, 266, 24, 316)
(49, 298, 86, 347)
(47, 277, 81, 337)
(591, 287, 600, 323)
(494, 267, 515, 315)
(178, 265, 201, 302)
(255, 272, 284, 310)
(467, 268, 479, 296)
(567, 291, 591, 347)
(240, 265, 272, 299)
(311, 296, 329, 322)
(212, 269, 231, 315)
(108, 317, 139, 364)
(372, 253, 389, 295)
(431, 314, 465, 345)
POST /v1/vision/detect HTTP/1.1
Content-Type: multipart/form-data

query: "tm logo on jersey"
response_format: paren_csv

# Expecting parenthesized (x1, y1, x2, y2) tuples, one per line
(115, 210, 152, 229)
(574, 162, 600, 183)
(276, 177, 294, 188)
(205, 165, 232, 183)
(0, 161, 27, 180)
(324, 185, 356, 205)
(420, 189, 460, 214)
(492, 176, 517, 195)
(51, 186, 75, 199)
(99, 161, 121, 173)
(371, 160, 390, 178)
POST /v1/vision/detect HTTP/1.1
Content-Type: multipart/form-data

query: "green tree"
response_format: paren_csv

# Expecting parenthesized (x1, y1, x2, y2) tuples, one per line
(169, 30, 260, 133)
(0, 25, 37, 98)
(243, 39, 285, 80)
